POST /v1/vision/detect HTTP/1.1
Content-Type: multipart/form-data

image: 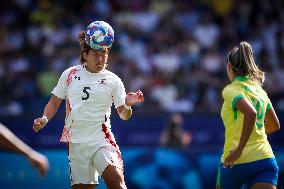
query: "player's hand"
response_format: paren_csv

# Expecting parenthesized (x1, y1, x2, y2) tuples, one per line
(27, 150, 49, 177)
(223, 148, 242, 168)
(125, 90, 144, 106)
(33, 118, 47, 132)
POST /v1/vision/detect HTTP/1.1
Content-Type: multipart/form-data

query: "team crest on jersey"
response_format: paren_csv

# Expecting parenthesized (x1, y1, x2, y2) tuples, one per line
(99, 79, 107, 84)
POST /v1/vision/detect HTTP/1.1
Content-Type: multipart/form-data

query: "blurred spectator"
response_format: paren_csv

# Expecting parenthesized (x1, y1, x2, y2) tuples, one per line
(0, 95, 23, 116)
(193, 11, 220, 50)
(160, 113, 192, 148)
(0, 0, 284, 115)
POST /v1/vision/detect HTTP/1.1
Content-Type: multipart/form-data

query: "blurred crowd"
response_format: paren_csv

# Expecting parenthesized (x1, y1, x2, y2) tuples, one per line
(0, 0, 284, 117)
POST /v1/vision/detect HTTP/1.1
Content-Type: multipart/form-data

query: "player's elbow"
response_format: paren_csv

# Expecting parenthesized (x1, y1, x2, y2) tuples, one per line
(266, 122, 280, 135)
(273, 121, 280, 132)
(274, 116, 281, 131)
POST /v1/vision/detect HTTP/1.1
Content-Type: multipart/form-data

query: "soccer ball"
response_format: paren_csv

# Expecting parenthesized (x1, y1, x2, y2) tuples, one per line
(85, 21, 114, 50)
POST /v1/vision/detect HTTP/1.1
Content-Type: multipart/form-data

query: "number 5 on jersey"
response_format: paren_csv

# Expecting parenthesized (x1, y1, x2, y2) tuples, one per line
(82, 87, 91, 100)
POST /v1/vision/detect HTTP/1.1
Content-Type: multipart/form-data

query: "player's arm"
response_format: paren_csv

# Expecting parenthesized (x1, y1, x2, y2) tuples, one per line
(264, 106, 280, 135)
(224, 97, 256, 167)
(117, 90, 144, 121)
(33, 95, 63, 132)
(0, 123, 49, 176)
(235, 98, 257, 152)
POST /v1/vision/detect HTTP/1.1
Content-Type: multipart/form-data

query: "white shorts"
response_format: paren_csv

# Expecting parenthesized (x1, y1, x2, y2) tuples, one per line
(68, 142, 124, 186)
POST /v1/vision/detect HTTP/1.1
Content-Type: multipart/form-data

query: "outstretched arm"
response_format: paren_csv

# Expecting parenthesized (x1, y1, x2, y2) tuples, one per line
(0, 123, 49, 176)
(33, 95, 62, 132)
(117, 90, 144, 121)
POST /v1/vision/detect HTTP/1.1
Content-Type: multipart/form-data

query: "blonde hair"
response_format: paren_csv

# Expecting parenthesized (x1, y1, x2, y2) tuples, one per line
(227, 41, 265, 85)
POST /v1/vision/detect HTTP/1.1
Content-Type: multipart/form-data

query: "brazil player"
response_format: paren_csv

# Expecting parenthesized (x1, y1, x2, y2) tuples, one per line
(32, 21, 144, 189)
(216, 41, 280, 189)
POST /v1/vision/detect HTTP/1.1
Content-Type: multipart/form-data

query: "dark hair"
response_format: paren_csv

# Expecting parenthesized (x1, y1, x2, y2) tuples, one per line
(227, 41, 265, 85)
(77, 31, 92, 64)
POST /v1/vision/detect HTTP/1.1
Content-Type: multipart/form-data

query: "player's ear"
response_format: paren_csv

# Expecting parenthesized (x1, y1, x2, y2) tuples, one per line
(227, 62, 233, 71)
(83, 51, 88, 61)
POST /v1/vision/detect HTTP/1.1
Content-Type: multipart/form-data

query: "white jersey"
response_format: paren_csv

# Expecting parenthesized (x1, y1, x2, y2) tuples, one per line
(51, 64, 126, 143)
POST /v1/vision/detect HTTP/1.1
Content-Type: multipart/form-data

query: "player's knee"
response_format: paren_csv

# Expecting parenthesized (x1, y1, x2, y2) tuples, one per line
(115, 180, 126, 189)
(120, 182, 127, 189)
(106, 178, 126, 189)
(111, 174, 126, 189)
(102, 166, 126, 189)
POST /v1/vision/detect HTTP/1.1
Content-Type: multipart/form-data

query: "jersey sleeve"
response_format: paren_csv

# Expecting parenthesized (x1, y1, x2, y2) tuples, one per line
(51, 69, 68, 99)
(113, 77, 126, 108)
(222, 85, 245, 111)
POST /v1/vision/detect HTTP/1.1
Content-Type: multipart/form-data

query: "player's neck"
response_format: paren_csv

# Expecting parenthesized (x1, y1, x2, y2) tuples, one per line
(85, 65, 101, 73)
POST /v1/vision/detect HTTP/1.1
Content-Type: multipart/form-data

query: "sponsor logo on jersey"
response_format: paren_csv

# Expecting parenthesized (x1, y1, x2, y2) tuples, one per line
(99, 79, 107, 84)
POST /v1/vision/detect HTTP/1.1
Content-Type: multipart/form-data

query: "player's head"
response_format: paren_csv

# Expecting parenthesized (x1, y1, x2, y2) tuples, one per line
(78, 31, 109, 66)
(226, 41, 265, 85)
(77, 21, 114, 69)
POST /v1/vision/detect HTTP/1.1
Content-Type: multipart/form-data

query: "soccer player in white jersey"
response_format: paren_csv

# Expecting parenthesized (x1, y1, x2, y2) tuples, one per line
(32, 21, 144, 189)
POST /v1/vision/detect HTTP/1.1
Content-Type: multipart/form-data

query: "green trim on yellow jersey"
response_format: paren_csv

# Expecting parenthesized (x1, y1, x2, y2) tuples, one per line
(267, 103, 272, 110)
(221, 77, 274, 164)
(232, 94, 244, 120)
(235, 76, 249, 81)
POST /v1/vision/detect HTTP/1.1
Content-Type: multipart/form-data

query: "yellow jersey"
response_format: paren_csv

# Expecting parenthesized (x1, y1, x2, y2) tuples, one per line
(221, 76, 274, 164)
